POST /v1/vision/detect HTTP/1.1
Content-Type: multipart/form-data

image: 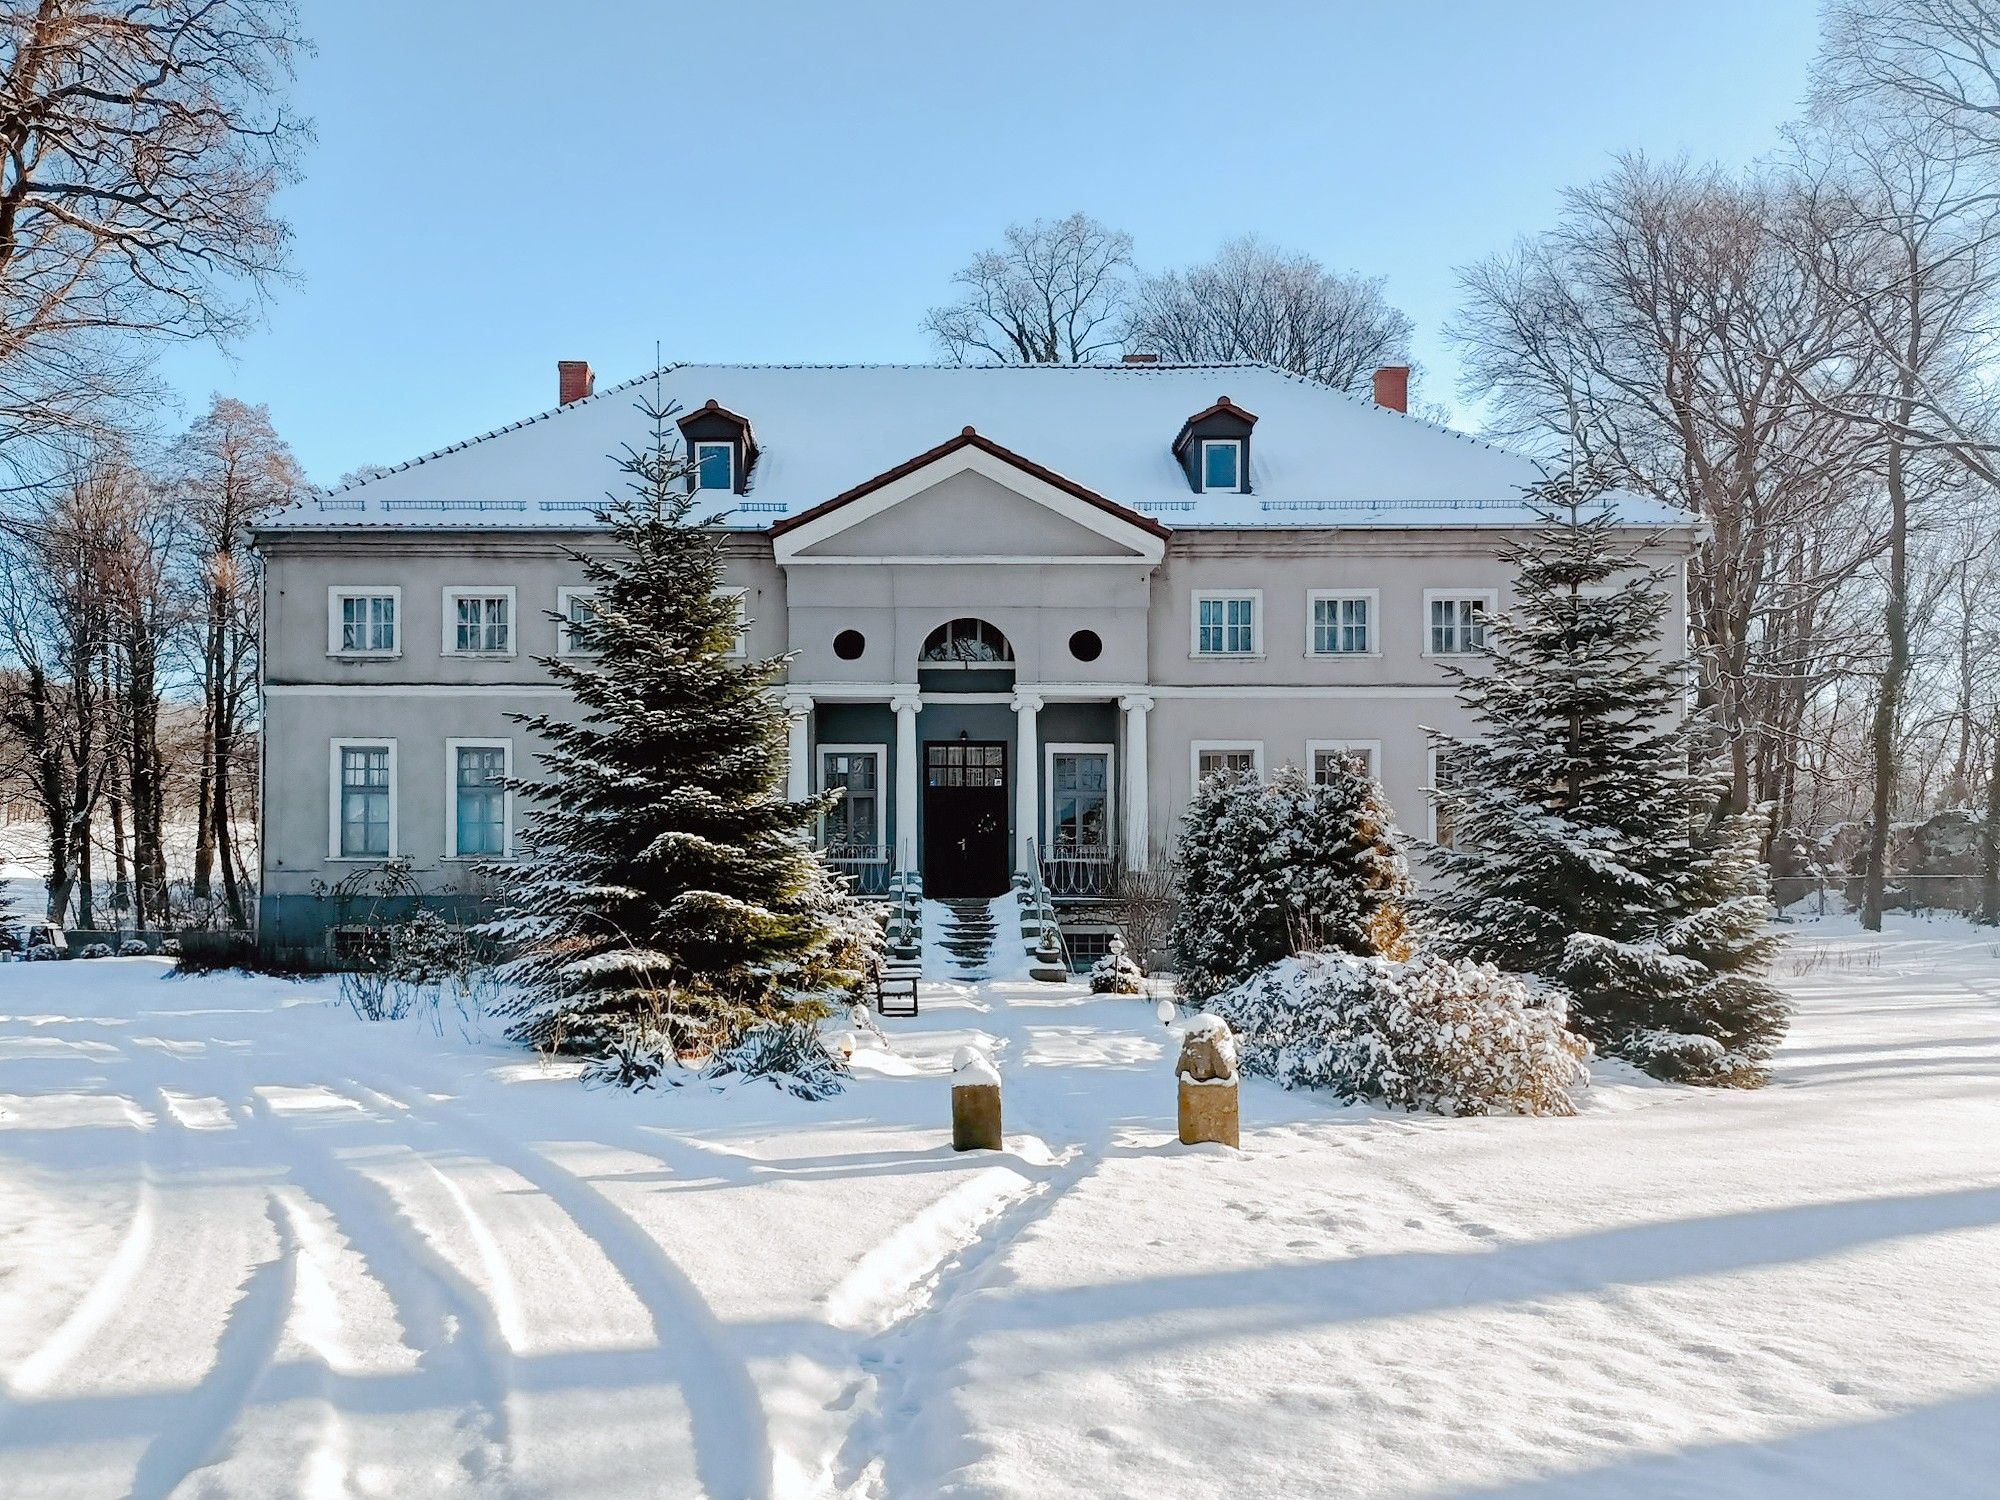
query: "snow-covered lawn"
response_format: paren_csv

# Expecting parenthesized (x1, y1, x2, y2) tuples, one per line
(1, 916, 1997, 1498)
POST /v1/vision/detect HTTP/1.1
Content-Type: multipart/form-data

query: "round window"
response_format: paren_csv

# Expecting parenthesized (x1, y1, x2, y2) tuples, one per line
(1068, 629, 1103, 662)
(833, 629, 866, 661)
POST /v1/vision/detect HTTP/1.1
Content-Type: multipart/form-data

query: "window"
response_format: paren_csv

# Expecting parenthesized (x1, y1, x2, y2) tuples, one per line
(833, 629, 866, 661)
(1430, 745, 1461, 847)
(1426, 591, 1495, 655)
(557, 587, 600, 655)
(694, 441, 734, 492)
(1068, 629, 1103, 662)
(1308, 739, 1382, 784)
(926, 741, 1005, 787)
(1193, 592, 1260, 656)
(327, 588, 400, 656)
(1192, 741, 1263, 785)
(1047, 746, 1112, 854)
(1200, 439, 1243, 493)
(718, 587, 747, 657)
(1309, 591, 1376, 655)
(448, 741, 509, 858)
(331, 740, 395, 858)
(819, 746, 885, 858)
(444, 587, 515, 655)
(921, 617, 1013, 664)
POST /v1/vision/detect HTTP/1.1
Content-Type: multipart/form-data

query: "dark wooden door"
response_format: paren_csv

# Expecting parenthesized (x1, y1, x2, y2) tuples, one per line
(923, 741, 1009, 897)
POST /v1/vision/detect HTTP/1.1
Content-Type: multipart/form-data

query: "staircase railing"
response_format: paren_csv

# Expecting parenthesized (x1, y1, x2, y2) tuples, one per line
(1023, 838, 1071, 973)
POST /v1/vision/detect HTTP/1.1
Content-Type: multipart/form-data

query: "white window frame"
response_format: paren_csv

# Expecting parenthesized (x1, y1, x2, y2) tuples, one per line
(1307, 738, 1384, 784)
(444, 737, 512, 860)
(556, 585, 600, 656)
(1428, 743, 1458, 846)
(328, 737, 397, 861)
(693, 440, 735, 492)
(1191, 740, 1264, 787)
(1190, 589, 1263, 658)
(818, 742, 887, 859)
(442, 585, 518, 657)
(1044, 741, 1116, 851)
(718, 586, 748, 658)
(1423, 588, 1498, 658)
(1306, 589, 1381, 657)
(1197, 438, 1244, 494)
(326, 586, 402, 658)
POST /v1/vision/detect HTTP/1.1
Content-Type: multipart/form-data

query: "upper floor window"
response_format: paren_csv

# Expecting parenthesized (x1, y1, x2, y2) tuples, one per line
(1427, 591, 1494, 656)
(1193, 592, 1260, 656)
(557, 586, 600, 655)
(694, 441, 734, 492)
(446, 587, 514, 655)
(332, 740, 394, 858)
(1200, 439, 1243, 493)
(1310, 592, 1374, 655)
(328, 587, 400, 657)
(922, 617, 1014, 665)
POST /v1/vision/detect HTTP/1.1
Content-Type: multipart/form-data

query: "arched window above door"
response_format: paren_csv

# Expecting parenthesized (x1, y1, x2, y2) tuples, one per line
(920, 618, 1014, 665)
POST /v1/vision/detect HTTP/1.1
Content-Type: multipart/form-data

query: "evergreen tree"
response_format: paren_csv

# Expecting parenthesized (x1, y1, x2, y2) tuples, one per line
(1423, 476, 1787, 1083)
(1170, 760, 1410, 1004)
(492, 404, 873, 1056)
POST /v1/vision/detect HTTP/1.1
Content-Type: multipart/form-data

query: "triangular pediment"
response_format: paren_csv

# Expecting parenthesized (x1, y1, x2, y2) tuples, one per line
(772, 431, 1166, 566)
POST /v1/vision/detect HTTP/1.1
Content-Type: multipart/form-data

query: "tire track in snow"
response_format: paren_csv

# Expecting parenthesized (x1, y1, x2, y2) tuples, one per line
(3, 1176, 155, 1398)
(333, 1064, 779, 1500)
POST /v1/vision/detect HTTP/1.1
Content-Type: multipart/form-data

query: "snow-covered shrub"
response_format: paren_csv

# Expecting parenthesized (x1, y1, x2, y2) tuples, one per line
(160, 937, 181, 957)
(340, 910, 487, 1032)
(582, 1026, 684, 1091)
(1170, 763, 1411, 1004)
(1213, 952, 1587, 1116)
(1089, 941, 1144, 994)
(119, 939, 150, 957)
(25, 943, 62, 962)
(78, 942, 113, 959)
(705, 1020, 848, 1099)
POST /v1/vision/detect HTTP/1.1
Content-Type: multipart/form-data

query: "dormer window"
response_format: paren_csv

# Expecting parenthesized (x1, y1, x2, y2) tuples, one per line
(1172, 395, 1257, 495)
(677, 399, 757, 496)
(1200, 439, 1243, 493)
(694, 441, 734, 491)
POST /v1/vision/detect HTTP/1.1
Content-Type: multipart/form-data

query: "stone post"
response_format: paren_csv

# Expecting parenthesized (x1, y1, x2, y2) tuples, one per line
(1175, 1013, 1240, 1149)
(951, 1046, 1002, 1152)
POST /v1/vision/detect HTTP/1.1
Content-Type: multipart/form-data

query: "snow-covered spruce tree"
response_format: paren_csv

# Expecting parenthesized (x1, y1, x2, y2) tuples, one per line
(491, 404, 873, 1058)
(1169, 760, 1410, 1005)
(1423, 476, 1787, 1084)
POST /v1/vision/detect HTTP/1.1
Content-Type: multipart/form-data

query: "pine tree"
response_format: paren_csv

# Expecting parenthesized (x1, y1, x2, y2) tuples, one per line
(492, 403, 873, 1056)
(1170, 760, 1410, 1004)
(1423, 475, 1788, 1084)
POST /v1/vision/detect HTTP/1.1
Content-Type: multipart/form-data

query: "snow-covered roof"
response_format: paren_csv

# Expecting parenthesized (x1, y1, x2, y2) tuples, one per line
(265, 363, 1689, 533)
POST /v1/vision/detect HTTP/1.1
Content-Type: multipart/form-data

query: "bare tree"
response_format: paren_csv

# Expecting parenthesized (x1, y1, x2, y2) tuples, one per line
(174, 395, 298, 926)
(1453, 156, 1882, 824)
(923, 213, 1134, 364)
(1124, 235, 1414, 391)
(0, 0, 308, 482)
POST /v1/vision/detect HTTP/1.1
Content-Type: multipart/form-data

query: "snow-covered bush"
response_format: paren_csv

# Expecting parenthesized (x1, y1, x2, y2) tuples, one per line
(119, 939, 150, 957)
(1089, 939, 1144, 994)
(25, 943, 62, 962)
(160, 938, 181, 957)
(1170, 763, 1411, 1004)
(77, 942, 113, 959)
(1213, 952, 1588, 1116)
(582, 1026, 684, 1091)
(341, 910, 487, 1031)
(705, 1020, 848, 1100)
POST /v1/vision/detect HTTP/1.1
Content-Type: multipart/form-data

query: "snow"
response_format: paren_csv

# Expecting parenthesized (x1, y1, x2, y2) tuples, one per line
(2, 916, 1997, 1497)
(268, 363, 1686, 533)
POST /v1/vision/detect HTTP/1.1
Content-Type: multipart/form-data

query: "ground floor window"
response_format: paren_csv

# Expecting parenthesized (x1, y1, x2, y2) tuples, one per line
(1430, 745, 1462, 847)
(450, 741, 509, 857)
(926, 741, 1005, 787)
(1309, 739, 1381, 784)
(820, 746, 885, 857)
(333, 741, 394, 858)
(1193, 742, 1263, 786)
(1047, 747, 1111, 853)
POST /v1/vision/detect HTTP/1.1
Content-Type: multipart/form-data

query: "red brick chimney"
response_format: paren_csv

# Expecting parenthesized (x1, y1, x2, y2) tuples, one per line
(1372, 365, 1410, 413)
(1122, 352, 1160, 364)
(557, 360, 595, 405)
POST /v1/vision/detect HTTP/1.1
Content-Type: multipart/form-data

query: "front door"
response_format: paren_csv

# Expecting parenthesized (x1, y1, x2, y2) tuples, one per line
(923, 741, 1009, 897)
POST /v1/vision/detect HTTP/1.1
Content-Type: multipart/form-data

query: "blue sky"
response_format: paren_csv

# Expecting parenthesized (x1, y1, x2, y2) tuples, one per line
(157, 0, 1825, 485)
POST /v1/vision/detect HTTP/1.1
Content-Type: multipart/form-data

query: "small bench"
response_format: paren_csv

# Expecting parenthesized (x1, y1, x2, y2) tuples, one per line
(875, 963, 920, 1017)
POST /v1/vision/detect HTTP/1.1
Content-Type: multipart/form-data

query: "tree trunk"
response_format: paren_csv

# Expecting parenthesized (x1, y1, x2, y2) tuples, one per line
(1861, 429, 1912, 932)
(1982, 708, 2000, 925)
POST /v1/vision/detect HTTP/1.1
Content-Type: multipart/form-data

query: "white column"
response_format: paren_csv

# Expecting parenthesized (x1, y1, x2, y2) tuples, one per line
(1013, 690, 1043, 873)
(783, 693, 813, 805)
(1119, 693, 1153, 871)
(892, 694, 921, 874)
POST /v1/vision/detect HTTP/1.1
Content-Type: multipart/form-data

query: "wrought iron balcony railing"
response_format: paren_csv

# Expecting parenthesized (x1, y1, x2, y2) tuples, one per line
(1041, 841, 1115, 898)
(822, 842, 893, 896)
